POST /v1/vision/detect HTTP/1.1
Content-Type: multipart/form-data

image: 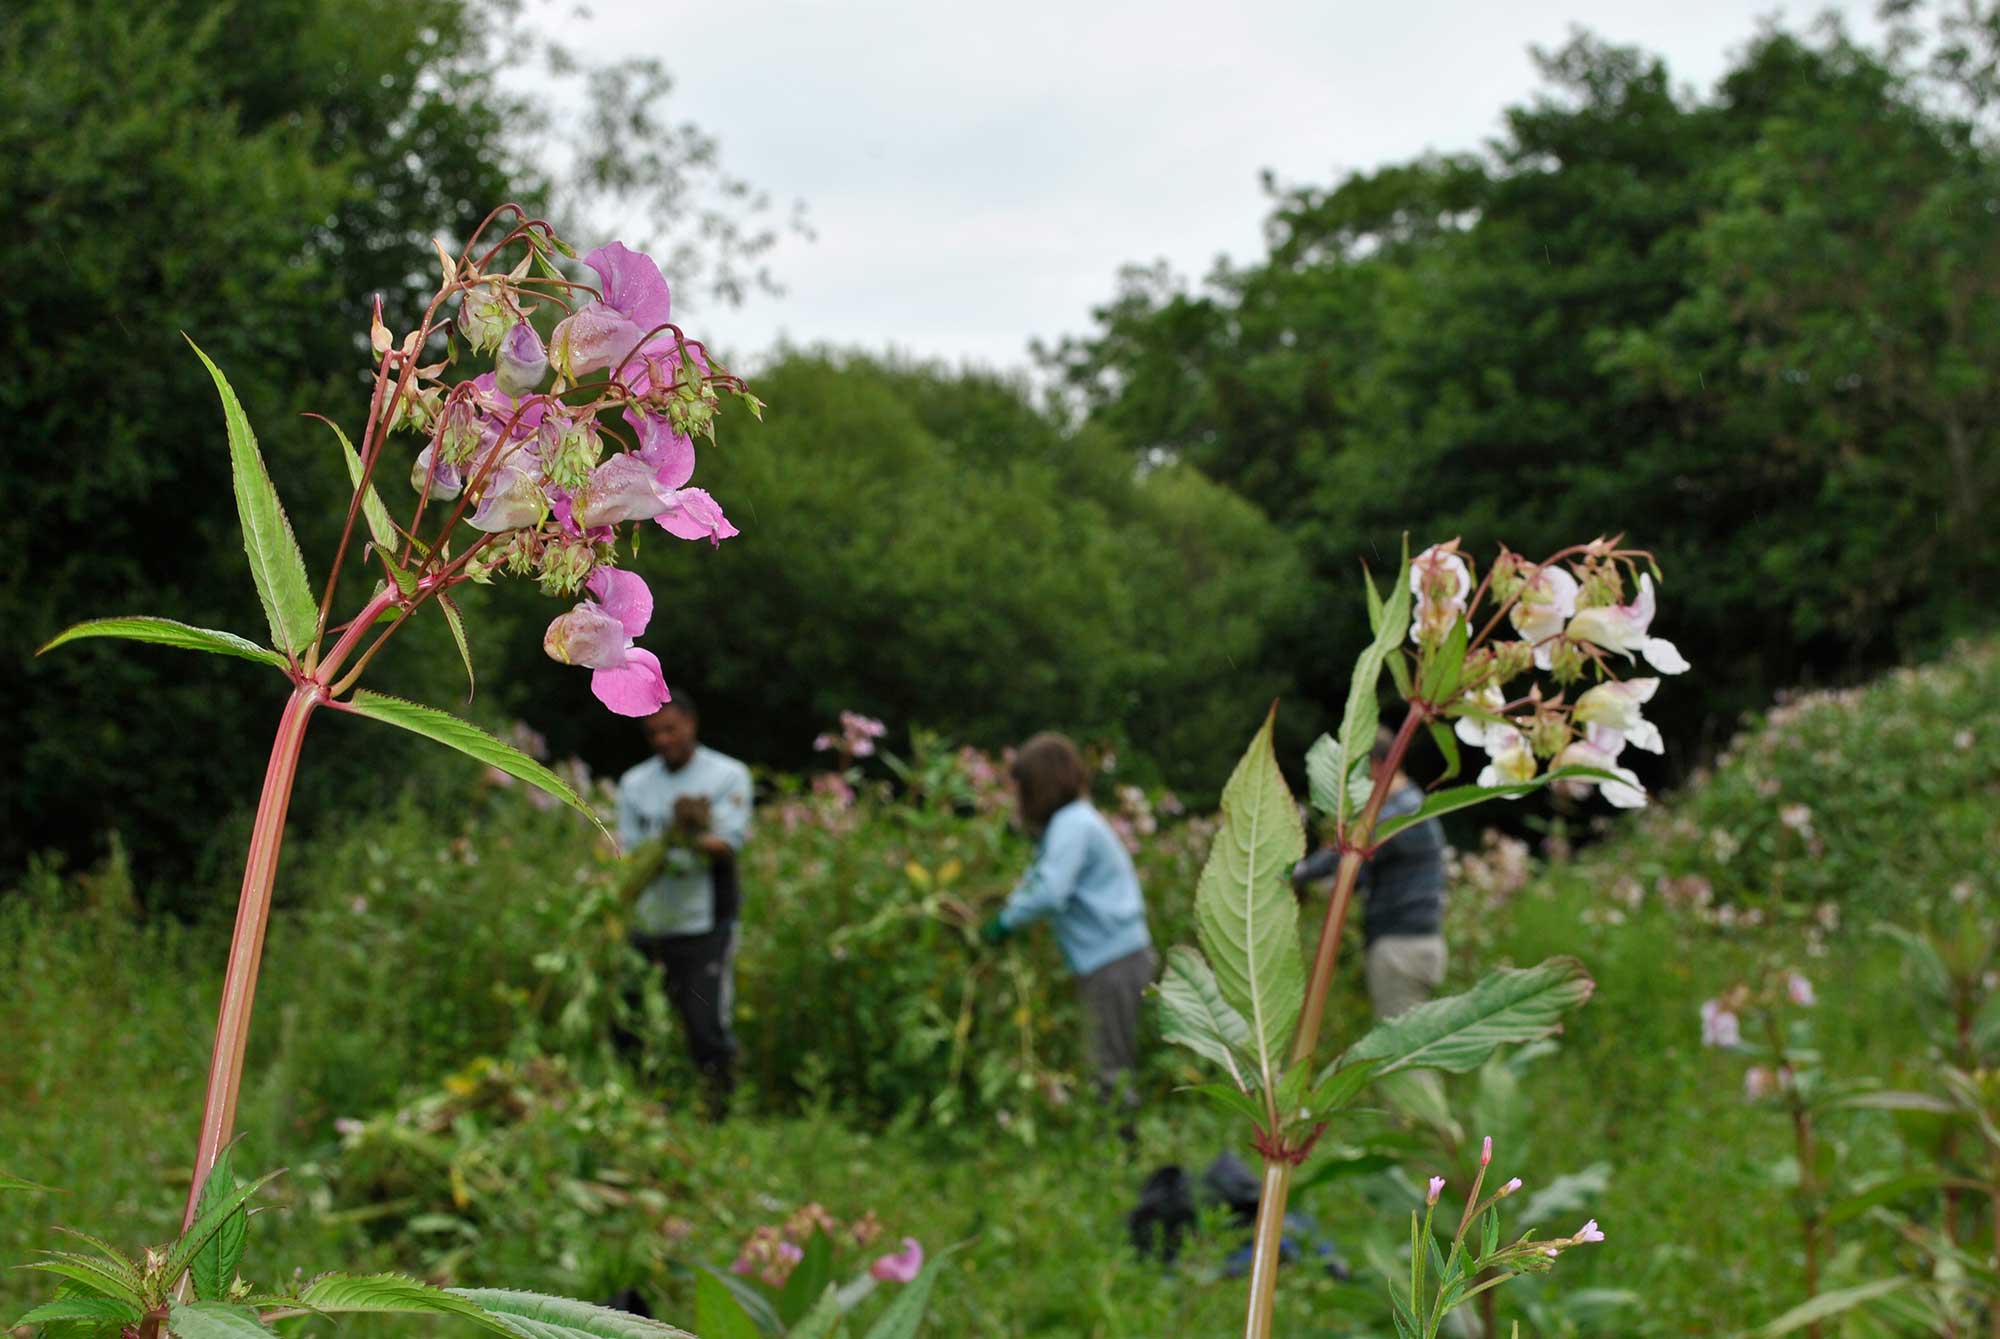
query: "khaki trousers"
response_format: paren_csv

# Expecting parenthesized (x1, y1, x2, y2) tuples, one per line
(1365, 934, 1447, 1020)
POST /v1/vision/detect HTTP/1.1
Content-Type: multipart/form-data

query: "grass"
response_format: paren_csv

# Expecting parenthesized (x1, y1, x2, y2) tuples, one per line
(3, 640, 1994, 1336)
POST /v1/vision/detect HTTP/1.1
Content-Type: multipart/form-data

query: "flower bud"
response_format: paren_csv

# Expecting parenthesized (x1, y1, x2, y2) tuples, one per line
(1479, 1136, 1493, 1167)
(1548, 639, 1587, 685)
(1577, 563, 1624, 610)
(495, 322, 549, 397)
(410, 444, 463, 500)
(1491, 639, 1534, 685)
(437, 398, 483, 466)
(1528, 711, 1569, 760)
(538, 533, 598, 597)
(1489, 550, 1527, 603)
(538, 409, 606, 494)
(543, 601, 628, 669)
(458, 282, 514, 356)
(1498, 1177, 1522, 1196)
(1426, 1176, 1444, 1205)
(573, 453, 673, 529)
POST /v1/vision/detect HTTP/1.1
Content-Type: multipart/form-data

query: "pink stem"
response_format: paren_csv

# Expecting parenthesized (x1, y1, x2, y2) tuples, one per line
(178, 681, 322, 1229)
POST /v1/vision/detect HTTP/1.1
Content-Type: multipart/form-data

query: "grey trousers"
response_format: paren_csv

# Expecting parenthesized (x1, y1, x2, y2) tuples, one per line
(1076, 946, 1157, 1105)
(1365, 934, 1447, 1020)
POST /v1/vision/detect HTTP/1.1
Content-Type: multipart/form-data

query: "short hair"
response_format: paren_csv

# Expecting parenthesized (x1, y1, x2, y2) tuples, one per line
(1009, 732, 1089, 837)
(650, 693, 698, 726)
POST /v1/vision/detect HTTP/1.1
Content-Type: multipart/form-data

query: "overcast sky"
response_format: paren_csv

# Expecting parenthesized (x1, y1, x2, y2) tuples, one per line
(554, 1, 1878, 376)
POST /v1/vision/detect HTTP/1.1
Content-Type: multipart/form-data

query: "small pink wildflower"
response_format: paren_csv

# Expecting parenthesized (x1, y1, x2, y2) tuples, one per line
(1498, 1177, 1522, 1196)
(1786, 972, 1816, 1007)
(1427, 1176, 1444, 1205)
(1700, 998, 1743, 1048)
(870, 1237, 924, 1284)
(1573, 1219, 1605, 1244)
(1479, 1136, 1492, 1167)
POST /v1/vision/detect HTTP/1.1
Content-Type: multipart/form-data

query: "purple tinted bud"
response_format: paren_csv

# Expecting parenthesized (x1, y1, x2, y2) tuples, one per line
(543, 602, 628, 669)
(411, 444, 463, 500)
(495, 322, 548, 397)
(469, 457, 546, 533)
(573, 453, 673, 529)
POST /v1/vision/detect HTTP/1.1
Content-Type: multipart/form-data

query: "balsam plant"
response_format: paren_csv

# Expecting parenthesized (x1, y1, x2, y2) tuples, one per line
(1155, 537, 1689, 1337)
(15, 207, 947, 1338)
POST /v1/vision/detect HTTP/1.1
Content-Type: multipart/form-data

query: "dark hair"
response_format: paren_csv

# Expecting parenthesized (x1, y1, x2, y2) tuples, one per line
(653, 692, 698, 726)
(1010, 732, 1089, 837)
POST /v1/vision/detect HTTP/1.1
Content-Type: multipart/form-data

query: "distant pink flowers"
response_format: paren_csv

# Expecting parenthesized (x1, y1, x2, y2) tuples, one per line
(870, 1237, 924, 1283)
(1700, 997, 1743, 1048)
(816, 710, 888, 759)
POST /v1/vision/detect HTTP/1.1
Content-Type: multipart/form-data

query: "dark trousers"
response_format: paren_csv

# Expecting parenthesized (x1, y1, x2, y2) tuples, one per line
(632, 923, 739, 1117)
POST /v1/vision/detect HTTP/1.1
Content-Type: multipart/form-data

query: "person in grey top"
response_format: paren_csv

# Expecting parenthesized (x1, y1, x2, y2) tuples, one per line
(615, 696, 753, 1117)
(1293, 727, 1447, 1019)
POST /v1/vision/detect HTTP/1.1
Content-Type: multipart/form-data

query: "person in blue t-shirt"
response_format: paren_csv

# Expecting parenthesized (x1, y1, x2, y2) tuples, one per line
(981, 732, 1155, 1107)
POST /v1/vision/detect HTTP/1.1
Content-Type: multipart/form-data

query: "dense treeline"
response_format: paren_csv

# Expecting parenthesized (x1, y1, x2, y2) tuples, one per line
(9, 3, 1998, 896)
(1044, 17, 2000, 769)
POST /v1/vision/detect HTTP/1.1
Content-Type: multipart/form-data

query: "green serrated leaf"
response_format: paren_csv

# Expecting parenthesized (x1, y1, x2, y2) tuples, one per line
(297, 1276, 514, 1337)
(1193, 707, 1306, 1088)
(1371, 766, 1631, 843)
(189, 1151, 248, 1302)
(317, 416, 398, 557)
(1746, 1277, 1907, 1337)
(36, 617, 286, 669)
(1417, 613, 1469, 703)
(168, 1303, 273, 1339)
(1345, 958, 1595, 1076)
(1335, 547, 1410, 834)
(50, 1229, 142, 1285)
(693, 1272, 763, 1339)
(162, 1169, 283, 1287)
(22, 1258, 144, 1308)
(187, 339, 318, 658)
(437, 594, 475, 703)
(340, 691, 609, 841)
(1183, 1082, 1271, 1127)
(1154, 946, 1257, 1092)
(1307, 1056, 1382, 1117)
(860, 1243, 964, 1339)
(451, 1289, 696, 1339)
(14, 1298, 143, 1328)
(786, 1282, 848, 1339)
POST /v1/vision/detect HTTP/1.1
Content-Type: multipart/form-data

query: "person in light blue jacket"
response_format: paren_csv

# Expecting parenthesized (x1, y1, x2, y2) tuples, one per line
(982, 732, 1154, 1107)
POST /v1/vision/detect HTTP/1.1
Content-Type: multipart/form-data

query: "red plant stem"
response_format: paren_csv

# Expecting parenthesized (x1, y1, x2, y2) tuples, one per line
(1245, 700, 1428, 1339)
(1794, 1103, 1821, 1339)
(177, 682, 321, 1230)
(1242, 1159, 1294, 1339)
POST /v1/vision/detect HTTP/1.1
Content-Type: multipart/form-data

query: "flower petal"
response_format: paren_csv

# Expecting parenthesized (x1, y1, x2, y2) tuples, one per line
(624, 406, 697, 488)
(657, 487, 739, 545)
(583, 242, 672, 336)
(587, 566, 654, 639)
(869, 1238, 924, 1284)
(591, 648, 670, 717)
(1642, 637, 1690, 674)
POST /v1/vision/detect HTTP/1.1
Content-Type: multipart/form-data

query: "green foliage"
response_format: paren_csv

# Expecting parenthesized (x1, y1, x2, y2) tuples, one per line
(188, 340, 318, 659)
(1343, 959, 1595, 1076)
(1049, 16, 2000, 782)
(341, 692, 609, 840)
(1154, 946, 1256, 1089)
(187, 1151, 248, 1303)
(34, 619, 287, 669)
(1190, 709, 1306, 1087)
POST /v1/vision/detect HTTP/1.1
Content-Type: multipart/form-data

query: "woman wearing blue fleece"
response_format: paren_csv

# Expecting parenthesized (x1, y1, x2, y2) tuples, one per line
(981, 732, 1155, 1107)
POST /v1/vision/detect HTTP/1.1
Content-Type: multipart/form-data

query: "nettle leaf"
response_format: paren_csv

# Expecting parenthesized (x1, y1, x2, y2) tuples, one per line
(316, 415, 398, 557)
(450, 1289, 697, 1339)
(692, 1272, 763, 1339)
(1372, 767, 1630, 843)
(438, 594, 476, 703)
(167, 1303, 273, 1339)
(187, 339, 318, 659)
(14, 1298, 143, 1328)
(22, 1256, 145, 1308)
(162, 1169, 283, 1287)
(1193, 707, 1306, 1088)
(296, 1274, 504, 1331)
(188, 1150, 249, 1302)
(859, 1242, 964, 1339)
(1345, 958, 1595, 1076)
(1154, 946, 1257, 1092)
(37, 617, 286, 669)
(341, 692, 609, 841)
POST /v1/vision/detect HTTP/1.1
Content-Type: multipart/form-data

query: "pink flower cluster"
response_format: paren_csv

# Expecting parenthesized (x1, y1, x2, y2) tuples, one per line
(815, 711, 888, 759)
(727, 1204, 915, 1291)
(377, 233, 753, 716)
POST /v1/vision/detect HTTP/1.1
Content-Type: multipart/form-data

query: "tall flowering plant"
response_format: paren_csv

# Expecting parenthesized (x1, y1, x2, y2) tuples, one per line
(1154, 537, 1690, 1339)
(19, 208, 761, 1339)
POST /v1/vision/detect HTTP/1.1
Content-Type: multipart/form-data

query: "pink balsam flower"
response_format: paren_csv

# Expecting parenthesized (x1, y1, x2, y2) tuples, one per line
(870, 1237, 924, 1284)
(549, 242, 673, 381)
(1700, 998, 1742, 1048)
(1552, 739, 1647, 809)
(542, 567, 670, 716)
(1572, 678, 1663, 755)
